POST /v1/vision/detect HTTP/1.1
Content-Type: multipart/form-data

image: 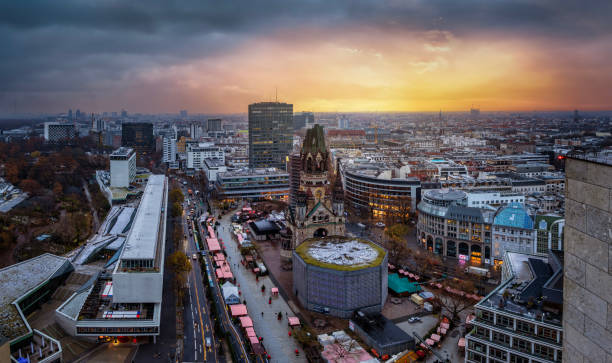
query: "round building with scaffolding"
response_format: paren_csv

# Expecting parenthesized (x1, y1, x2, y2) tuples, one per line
(292, 236, 388, 318)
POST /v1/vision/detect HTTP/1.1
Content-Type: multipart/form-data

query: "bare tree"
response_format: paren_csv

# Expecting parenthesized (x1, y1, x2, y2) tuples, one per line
(433, 277, 477, 323)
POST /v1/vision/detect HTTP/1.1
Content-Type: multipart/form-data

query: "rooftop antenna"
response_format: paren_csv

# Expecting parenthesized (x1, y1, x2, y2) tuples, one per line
(275, 86, 278, 102)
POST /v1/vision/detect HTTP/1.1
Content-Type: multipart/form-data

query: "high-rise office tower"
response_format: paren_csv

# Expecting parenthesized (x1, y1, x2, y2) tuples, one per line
(180, 109, 188, 118)
(293, 111, 314, 130)
(207, 118, 222, 132)
(189, 123, 203, 139)
(337, 116, 349, 129)
(248, 102, 293, 169)
(75, 109, 81, 120)
(121, 122, 154, 155)
(68, 109, 73, 120)
(288, 153, 302, 213)
(162, 137, 177, 163)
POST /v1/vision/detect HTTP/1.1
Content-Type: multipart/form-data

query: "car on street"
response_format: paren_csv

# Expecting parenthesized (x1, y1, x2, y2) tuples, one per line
(205, 337, 212, 350)
(192, 254, 197, 260)
(375, 222, 385, 228)
(408, 317, 421, 323)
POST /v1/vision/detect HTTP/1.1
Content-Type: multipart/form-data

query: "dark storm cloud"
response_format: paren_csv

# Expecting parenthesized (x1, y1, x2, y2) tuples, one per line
(0, 0, 610, 112)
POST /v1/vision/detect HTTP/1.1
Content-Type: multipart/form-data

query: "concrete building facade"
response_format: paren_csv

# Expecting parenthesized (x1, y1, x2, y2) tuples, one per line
(110, 147, 136, 188)
(562, 157, 612, 363)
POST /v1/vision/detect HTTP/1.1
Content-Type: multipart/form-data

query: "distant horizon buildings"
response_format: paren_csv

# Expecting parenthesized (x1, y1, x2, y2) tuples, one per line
(248, 101, 293, 169)
(293, 111, 314, 130)
(44, 121, 76, 142)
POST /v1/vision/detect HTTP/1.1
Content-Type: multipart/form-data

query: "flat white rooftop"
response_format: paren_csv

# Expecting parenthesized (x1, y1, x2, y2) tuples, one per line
(120, 175, 166, 261)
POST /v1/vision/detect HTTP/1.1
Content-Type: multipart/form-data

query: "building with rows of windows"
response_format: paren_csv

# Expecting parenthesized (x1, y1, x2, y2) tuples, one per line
(417, 189, 495, 265)
(342, 161, 421, 220)
(465, 251, 563, 363)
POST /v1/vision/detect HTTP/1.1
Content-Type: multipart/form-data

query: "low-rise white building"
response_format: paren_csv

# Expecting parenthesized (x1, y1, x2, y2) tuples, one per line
(56, 175, 168, 342)
(186, 142, 224, 170)
(203, 158, 227, 184)
(110, 147, 136, 188)
(466, 191, 525, 208)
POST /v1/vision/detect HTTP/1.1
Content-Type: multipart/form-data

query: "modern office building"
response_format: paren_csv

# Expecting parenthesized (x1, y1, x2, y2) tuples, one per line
(491, 203, 535, 263)
(337, 116, 349, 129)
(288, 153, 301, 212)
(215, 168, 289, 201)
(121, 122, 154, 155)
(248, 102, 293, 169)
(342, 162, 421, 220)
(293, 236, 387, 318)
(110, 147, 136, 188)
(417, 189, 494, 265)
(465, 251, 564, 363)
(562, 156, 612, 362)
(189, 123, 203, 139)
(44, 122, 76, 142)
(207, 118, 222, 132)
(293, 111, 314, 130)
(162, 137, 177, 163)
(56, 175, 168, 342)
(186, 142, 224, 170)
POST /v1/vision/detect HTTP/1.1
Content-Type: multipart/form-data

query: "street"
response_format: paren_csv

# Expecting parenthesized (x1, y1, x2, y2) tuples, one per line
(182, 197, 219, 363)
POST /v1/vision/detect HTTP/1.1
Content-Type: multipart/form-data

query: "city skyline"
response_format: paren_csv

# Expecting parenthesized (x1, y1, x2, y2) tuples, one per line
(1, 1, 612, 114)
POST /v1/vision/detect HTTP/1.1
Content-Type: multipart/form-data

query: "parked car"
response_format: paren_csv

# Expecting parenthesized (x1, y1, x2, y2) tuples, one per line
(408, 317, 421, 323)
(375, 222, 385, 228)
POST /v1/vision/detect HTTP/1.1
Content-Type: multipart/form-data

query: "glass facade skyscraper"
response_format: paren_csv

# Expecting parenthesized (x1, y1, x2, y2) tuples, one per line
(248, 102, 293, 169)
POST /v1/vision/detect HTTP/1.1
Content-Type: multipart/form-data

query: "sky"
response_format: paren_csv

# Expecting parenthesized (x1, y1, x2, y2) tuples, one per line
(1, 1, 611, 114)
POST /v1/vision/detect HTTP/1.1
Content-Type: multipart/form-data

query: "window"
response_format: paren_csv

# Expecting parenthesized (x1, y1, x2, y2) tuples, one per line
(468, 351, 486, 363)
(497, 315, 514, 328)
(490, 347, 508, 361)
(513, 337, 531, 353)
(534, 344, 555, 360)
(538, 327, 557, 341)
(492, 331, 510, 346)
(480, 310, 495, 323)
(517, 320, 535, 335)
(475, 326, 489, 339)
(468, 340, 486, 353)
(510, 354, 530, 363)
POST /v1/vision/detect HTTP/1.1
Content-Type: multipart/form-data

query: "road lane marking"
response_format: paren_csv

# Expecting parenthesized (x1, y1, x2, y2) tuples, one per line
(192, 267, 207, 361)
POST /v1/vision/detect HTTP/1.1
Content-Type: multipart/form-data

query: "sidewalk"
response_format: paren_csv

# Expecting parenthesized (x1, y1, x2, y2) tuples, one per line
(216, 218, 306, 363)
